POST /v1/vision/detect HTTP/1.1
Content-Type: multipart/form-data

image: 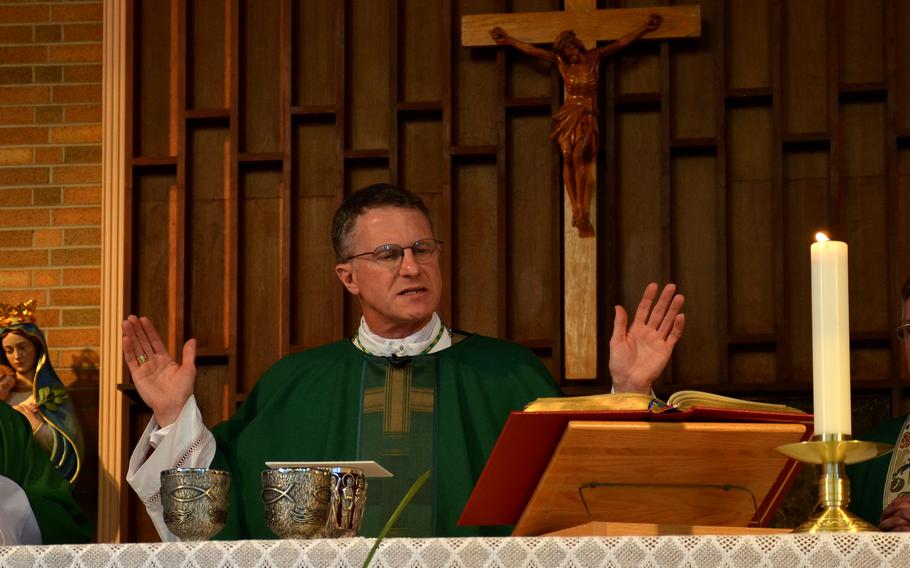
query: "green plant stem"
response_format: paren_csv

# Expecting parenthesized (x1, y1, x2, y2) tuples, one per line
(362, 469, 432, 568)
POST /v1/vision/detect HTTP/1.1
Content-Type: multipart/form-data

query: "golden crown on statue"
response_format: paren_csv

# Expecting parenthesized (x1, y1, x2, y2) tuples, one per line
(0, 299, 38, 327)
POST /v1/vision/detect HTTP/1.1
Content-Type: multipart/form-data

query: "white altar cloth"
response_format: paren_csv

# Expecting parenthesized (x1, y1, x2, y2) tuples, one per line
(1, 533, 909, 567)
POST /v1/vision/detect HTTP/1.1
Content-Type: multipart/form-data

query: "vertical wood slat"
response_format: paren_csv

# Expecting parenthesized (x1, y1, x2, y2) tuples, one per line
(603, 0, 620, 387)
(279, 0, 292, 356)
(121, 0, 137, 537)
(549, 8, 562, 383)
(495, 0, 507, 340)
(715, 0, 730, 384)
(884, 0, 902, 408)
(827, 0, 843, 235)
(334, 0, 346, 337)
(659, 0, 672, 384)
(389, 0, 400, 184)
(169, 0, 180, 159)
(171, 0, 187, 358)
(228, 0, 240, 402)
(441, 0, 454, 322)
(770, 0, 789, 382)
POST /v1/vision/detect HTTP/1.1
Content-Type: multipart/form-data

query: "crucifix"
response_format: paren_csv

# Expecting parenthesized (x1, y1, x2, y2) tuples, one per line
(463, 4, 700, 379)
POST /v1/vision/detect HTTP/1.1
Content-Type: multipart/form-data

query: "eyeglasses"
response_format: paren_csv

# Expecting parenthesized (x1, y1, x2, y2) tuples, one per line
(345, 239, 443, 267)
(897, 322, 910, 341)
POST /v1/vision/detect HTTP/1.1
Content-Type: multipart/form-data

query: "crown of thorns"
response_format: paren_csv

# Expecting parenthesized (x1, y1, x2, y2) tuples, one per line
(554, 30, 584, 52)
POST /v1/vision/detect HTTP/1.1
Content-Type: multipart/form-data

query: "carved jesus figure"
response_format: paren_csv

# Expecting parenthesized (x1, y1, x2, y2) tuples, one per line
(491, 14, 662, 237)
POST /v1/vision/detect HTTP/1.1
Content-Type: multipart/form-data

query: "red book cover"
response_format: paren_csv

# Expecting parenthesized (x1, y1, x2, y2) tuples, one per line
(458, 408, 813, 527)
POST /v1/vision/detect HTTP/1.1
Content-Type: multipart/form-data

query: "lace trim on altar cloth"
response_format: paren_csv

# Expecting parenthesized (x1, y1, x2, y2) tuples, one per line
(7, 534, 910, 567)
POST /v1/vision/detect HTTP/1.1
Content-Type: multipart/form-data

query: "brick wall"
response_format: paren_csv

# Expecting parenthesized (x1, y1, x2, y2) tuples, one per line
(0, 1, 102, 535)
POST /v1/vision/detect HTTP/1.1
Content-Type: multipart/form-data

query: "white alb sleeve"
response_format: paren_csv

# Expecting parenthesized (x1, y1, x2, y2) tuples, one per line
(126, 395, 216, 542)
(0, 475, 41, 545)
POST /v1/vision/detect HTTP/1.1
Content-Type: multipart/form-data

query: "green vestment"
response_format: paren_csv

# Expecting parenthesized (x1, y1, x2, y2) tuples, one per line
(847, 414, 906, 525)
(847, 414, 907, 525)
(210, 333, 561, 539)
(0, 403, 91, 544)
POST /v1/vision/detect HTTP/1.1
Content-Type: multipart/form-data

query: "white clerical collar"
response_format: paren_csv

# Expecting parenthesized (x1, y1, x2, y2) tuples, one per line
(353, 313, 451, 357)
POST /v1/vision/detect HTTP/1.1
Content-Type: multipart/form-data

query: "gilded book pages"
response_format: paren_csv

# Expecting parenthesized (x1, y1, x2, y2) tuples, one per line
(524, 391, 805, 414)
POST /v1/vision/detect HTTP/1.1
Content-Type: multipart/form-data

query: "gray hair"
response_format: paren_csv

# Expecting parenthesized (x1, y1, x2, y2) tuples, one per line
(331, 183, 432, 262)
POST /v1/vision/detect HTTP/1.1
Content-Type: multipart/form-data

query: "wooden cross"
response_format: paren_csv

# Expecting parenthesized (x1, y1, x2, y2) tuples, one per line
(462, 4, 699, 380)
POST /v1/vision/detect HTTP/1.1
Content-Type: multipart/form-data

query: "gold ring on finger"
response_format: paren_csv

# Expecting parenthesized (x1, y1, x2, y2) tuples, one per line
(137, 353, 149, 365)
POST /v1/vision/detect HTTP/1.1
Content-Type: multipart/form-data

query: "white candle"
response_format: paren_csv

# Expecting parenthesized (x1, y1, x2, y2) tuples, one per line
(810, 233, 852, 436)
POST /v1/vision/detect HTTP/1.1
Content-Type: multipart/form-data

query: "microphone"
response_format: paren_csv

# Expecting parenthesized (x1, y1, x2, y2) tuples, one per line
(389, 353, 411, 367)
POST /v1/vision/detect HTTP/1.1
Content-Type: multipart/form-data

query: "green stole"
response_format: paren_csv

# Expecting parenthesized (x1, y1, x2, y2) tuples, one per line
(847, 414, 907, 524)
(359, 355, 435, 536)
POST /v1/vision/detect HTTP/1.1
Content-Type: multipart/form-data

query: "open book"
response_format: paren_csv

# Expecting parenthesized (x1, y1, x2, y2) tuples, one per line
(524, 390, 806, 414)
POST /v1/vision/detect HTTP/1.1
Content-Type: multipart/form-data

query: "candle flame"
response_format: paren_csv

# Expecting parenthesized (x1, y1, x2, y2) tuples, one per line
(815, 232, 830, 243)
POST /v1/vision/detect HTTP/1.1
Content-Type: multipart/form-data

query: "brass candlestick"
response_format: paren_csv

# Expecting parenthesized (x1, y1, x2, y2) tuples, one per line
(776, 434, 892, 532)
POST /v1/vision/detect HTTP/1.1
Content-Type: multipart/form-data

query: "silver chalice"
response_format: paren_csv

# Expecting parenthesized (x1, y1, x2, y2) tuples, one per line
(261, 467, 335, 539)
(160, 468, 231, 541)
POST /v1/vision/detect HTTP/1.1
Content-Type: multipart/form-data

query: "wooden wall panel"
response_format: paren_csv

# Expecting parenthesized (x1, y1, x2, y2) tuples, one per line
(293, 0, 335, 106)
(454, 0, 498, 146)
(670, 0, 715, 139)
(843, 102, 888, 331)
(506, 56, 551, 100)
(727, 107, 774, 334)
(195, 364, 231, 428)
(134, 2, 171, 156)
(453, 161, 498, 336)
(852, 348, 891, 382)
(841, 0, 884, 85)
(293, 198, 338, 348)
(672, 155, 720, 384)
(348, 0, 391, 150)
(187, 126, 229, 348)
(845, 177, 889, 327)
(506, 113, 555, 342)
(240, 0, 281, 154)
(896, 1, 910, 130)
(402, 0, 443, 103)
(238, 169, 282, 391)
(133, 173, 174, 344)
(617, 111, 661, 305)
(614, 0, 662, 94)
(616, 43, 660, 95)
(294, 121, 337, 198)
(727, 178, 775, 334)
(842, 102, 886, 177)
(727, 0, 769, 90)
(505, 0, 553, 99)
(346, 166, 389, 194)
(902, 152, 910, 303)
(783, 0, 827, 135)
(784, 150, 829, 381)
(188, 0, 227, 110)
(729, 349, 777, 383)
(401, 120, 445, 196)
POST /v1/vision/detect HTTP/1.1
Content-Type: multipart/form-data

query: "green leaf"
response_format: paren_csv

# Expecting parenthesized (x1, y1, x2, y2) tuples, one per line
(44, 402, 58, 411)
(362, 469, 431, 568)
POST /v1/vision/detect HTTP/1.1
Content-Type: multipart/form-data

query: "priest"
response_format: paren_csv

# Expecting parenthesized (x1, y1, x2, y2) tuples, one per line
(0, 401, 91, 544)
(849, 277, 910, 530)
(123, 183, 686, 540)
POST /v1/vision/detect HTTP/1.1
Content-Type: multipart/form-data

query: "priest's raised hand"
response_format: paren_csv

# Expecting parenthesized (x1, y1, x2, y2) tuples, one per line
(608, 282, 686, 394)
(122, 315, 197, 428)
